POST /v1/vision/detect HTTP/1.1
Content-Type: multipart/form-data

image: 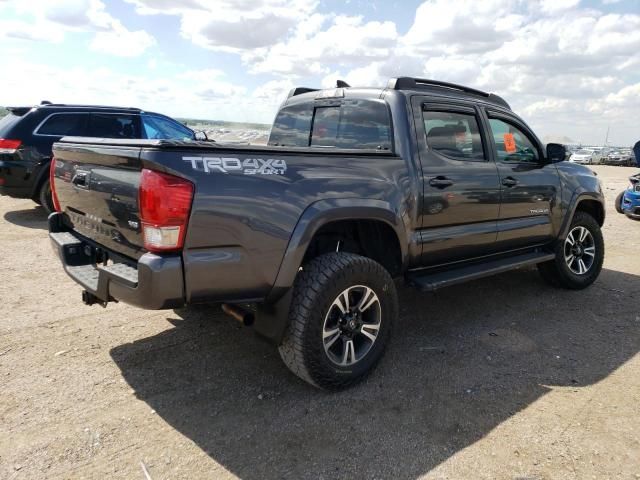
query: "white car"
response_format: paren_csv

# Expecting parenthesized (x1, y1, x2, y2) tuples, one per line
(570, 149, 603, 165)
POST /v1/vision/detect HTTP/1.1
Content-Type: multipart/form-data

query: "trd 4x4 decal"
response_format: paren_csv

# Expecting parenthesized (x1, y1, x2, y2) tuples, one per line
(183, 156, 287, 175)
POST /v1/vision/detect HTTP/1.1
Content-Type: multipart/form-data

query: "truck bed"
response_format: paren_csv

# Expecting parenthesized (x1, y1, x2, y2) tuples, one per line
(51, 137, 405, 304)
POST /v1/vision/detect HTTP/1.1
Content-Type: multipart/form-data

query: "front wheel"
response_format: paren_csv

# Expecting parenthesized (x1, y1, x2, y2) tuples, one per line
(538, 211, 604, 289)
(278, 252, 398, 390)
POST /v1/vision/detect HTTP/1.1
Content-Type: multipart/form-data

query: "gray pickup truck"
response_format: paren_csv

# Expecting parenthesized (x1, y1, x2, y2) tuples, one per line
(49, 77, 605, 390)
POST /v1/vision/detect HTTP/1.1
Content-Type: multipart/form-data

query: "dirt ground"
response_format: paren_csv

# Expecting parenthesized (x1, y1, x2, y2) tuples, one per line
(1, 165, 639, 480)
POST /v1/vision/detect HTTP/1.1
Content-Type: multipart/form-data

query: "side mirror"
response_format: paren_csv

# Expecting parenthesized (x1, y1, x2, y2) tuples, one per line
(546, 143, 566, 163)
(194, 131, 208, 141)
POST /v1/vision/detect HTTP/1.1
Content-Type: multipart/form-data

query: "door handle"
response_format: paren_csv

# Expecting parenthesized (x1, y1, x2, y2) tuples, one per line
(501, 176, 518, 187)
(429, 176, 454, 189)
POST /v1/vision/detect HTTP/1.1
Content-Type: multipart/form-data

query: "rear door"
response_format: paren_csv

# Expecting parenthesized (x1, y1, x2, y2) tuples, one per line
(412, 97, 501, 265)
(483, 109, 560, 248)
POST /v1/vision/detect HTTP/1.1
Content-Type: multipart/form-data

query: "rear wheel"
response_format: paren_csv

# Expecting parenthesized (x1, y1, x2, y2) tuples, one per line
(278, 252, 397, 390)
(38, 179, 55, 214)
(538, 211, 604, 289)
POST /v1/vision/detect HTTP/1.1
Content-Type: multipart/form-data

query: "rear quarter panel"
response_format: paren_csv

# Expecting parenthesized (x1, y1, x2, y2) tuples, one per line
(140, 148, 415, 303)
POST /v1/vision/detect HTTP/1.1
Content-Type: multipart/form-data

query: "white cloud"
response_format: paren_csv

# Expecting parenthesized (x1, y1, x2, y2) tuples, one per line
(90, 27, 156, 57)
(0, 57, 279, 123)
(1, 0, 156, 57)
(126, 0, 313, 52)
(1, 0, 638, 144)
(246, 14, 399, 77)
(539, 0, 581, 14)
(0, 18, 65, 43)
(329, 1, 639, 145)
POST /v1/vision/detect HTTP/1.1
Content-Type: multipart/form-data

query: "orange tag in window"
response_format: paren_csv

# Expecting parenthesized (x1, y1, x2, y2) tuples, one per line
(503, 133, 517, 153)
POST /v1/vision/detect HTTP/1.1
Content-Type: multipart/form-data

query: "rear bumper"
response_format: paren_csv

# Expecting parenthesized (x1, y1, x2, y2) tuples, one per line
(0, 159, 40, 198)
(49, 212, 185, 309)
(0, 184, 33, 198)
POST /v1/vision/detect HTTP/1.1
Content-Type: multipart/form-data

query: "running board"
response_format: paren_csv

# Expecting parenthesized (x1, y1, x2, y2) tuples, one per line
(406, 251, 555, 292)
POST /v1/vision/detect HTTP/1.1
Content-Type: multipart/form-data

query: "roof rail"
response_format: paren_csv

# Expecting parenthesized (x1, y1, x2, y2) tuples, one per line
(36, 104, 142, 111)
(287, 87, 320, 98)
(387, 77, 511, 109)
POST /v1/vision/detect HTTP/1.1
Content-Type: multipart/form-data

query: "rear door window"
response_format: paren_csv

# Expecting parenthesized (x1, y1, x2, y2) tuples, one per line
(36, 113, 87, 136)
(88, 114, 140, 138)
(423, 110, 486, 161)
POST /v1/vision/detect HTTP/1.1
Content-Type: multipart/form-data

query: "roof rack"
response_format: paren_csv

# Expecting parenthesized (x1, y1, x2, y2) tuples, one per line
(387, 77, 511, 109)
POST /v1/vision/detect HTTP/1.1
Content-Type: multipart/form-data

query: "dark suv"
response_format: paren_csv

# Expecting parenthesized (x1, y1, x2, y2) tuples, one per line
(0, 102, 196, 212)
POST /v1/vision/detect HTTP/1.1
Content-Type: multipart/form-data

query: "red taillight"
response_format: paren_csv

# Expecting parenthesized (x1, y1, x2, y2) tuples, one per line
(138, 168, 194, 253)
(49, 158, 61, 212)
(0, 139, 21, 154)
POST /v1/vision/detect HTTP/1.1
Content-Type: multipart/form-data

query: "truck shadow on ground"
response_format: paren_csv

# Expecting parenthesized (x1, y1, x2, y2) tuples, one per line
(3, 206, 48, 229)
(110, 267, 640, 479)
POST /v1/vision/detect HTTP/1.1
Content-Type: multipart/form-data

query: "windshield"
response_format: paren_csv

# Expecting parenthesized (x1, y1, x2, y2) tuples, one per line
(141, 115, 193, 140)
(575, 150, 592, 155)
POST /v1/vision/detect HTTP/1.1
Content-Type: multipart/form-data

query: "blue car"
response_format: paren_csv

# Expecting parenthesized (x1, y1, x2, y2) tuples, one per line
(616, 173, 640, 220)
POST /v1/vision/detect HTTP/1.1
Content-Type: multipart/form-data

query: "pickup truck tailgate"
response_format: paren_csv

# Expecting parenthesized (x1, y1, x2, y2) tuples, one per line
(51, 142, 144, 260)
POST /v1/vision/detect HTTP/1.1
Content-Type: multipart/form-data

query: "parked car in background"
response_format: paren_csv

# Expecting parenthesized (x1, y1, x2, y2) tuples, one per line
(615, 173, 640, 219)
(606, 150, 635, 166)
(0, 102, 199, 212)
(570, 149, 603, 165)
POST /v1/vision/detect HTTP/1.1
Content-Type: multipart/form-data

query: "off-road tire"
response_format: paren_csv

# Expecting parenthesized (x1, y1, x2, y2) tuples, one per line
(538, 211, 604, 289)
(278, 252, 398, 390)
(38, 179, 55, 214)
(615, 192, 624, 214)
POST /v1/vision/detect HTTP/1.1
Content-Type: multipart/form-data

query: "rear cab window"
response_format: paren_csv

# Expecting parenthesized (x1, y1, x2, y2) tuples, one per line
(269, 99, 392, 150)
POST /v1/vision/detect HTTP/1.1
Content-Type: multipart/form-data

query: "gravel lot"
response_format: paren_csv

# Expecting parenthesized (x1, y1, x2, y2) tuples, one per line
(1, 165, 639, 480)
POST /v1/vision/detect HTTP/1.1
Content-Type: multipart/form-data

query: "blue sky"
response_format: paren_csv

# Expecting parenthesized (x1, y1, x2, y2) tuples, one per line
(0, 0, 638, 144)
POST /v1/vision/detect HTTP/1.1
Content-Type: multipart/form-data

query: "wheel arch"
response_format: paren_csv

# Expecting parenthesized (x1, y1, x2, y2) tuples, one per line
(265, 198, 409, 303)
(29, 158, 52, 199)
(561, 192, 605, 239)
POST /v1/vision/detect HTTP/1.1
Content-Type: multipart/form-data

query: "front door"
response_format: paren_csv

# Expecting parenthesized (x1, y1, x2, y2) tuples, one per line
(484, 110, 561, 249)
(413, 97, 502, 266)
